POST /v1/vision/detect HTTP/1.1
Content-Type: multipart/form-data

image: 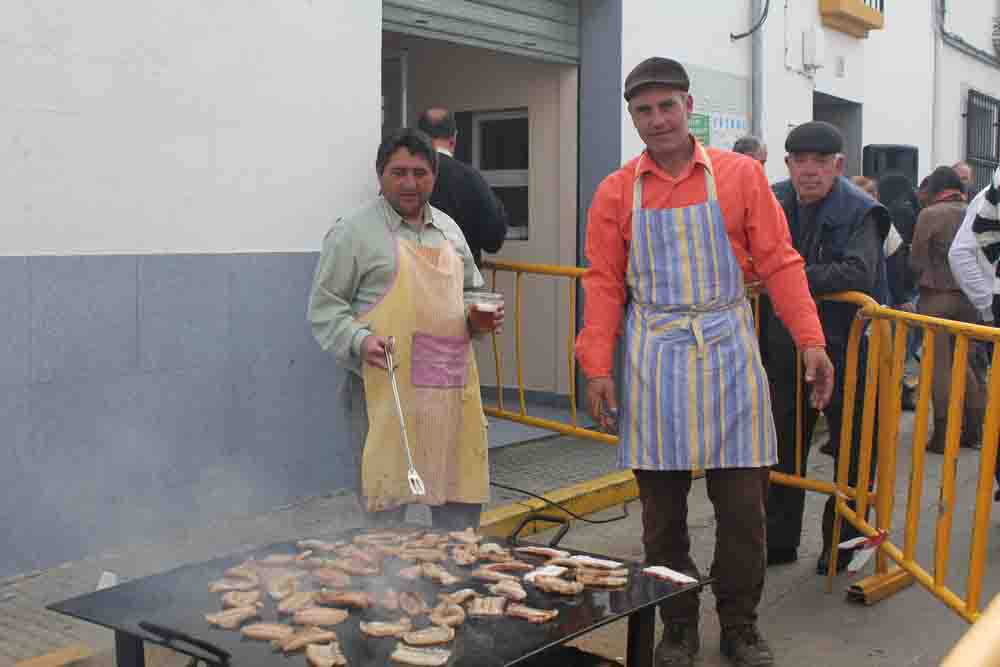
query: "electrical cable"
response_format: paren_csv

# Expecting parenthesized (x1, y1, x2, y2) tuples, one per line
(731, 0, 770, 41)
(489, 481, 630, 525)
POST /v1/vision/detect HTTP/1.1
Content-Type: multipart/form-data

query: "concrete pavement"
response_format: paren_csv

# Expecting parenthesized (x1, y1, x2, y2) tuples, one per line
(2, 410, 998, 666)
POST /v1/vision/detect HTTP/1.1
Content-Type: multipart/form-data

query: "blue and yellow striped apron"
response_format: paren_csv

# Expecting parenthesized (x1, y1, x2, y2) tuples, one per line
(619, 148, 777, 471)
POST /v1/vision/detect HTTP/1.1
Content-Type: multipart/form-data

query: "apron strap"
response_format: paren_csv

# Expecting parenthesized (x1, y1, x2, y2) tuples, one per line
(632, 142, 720, 212)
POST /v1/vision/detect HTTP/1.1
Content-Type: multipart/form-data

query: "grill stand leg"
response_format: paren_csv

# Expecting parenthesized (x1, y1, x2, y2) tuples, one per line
(115, 631, 145, 667)
(626, 606, 655, 667)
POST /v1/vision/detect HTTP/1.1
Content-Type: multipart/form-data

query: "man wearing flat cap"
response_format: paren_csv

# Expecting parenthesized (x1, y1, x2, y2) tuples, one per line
(762, 121, 890, 576)
(576, 57, 834, 667)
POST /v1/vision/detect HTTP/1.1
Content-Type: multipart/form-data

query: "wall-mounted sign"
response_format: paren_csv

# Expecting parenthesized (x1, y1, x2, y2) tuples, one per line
(689, 113, 711, 146)
(710, 112, 749, 151)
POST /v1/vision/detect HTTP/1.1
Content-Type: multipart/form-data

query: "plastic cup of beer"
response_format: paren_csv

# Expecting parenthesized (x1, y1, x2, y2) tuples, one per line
(465, 291, 504, 331)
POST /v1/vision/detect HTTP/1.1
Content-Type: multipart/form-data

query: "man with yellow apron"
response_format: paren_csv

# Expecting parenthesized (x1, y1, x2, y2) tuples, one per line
(308, 128, 500, 531)
(577, 58, 834, 667)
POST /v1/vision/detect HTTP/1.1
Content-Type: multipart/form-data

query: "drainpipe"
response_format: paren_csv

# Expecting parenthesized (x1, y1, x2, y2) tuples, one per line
(938, 0, 1000, 69)
(931, 0, 941, 164)
(751, 0, 766, 138)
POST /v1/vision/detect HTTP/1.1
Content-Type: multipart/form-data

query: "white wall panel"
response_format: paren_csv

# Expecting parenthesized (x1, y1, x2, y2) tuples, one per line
(1, 1, 381, 255)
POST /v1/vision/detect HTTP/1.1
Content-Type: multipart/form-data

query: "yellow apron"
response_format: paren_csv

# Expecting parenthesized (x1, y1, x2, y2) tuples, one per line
(358, 237, 489, 512)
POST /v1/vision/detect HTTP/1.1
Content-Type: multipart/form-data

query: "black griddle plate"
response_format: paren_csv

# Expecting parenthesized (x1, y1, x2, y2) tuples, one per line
(48, 527, 700, 667)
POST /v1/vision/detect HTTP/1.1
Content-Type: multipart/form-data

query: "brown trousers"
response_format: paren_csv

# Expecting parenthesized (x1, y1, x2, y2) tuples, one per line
(634, 467, 770, 629)
(918, 288, 987, 431)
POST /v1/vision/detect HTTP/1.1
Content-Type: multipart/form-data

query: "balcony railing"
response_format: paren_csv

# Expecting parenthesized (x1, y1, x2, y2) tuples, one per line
(820, 0, 885, 38)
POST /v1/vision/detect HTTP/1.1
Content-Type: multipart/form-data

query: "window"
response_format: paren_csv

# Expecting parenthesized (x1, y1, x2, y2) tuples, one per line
(473, 110, 530, 240)
(966, 90, 1000, 194)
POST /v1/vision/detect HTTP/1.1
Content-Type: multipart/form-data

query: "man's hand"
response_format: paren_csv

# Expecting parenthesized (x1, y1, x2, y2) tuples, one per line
(802, 347, 834, 410)
(468, 305, 506, 335)
(361, 335, 391, 369)
(586, 377, 618, 433)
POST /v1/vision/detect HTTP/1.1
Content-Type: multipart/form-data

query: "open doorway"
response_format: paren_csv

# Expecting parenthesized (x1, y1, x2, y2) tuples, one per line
(814, 91, 863, 176)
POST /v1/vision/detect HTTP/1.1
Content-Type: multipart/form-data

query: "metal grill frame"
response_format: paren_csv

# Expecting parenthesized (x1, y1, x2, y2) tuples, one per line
(966, 89, 1000, 193)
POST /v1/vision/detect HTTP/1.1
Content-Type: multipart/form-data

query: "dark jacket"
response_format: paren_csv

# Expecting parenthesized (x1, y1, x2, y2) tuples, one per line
(430, 152, 508, 266)
(762, 177, 890, 370)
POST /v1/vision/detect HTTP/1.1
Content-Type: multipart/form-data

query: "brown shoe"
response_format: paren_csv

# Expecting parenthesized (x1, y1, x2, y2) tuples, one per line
(654, 622, 699, 666)
(720, 625, 774, 667)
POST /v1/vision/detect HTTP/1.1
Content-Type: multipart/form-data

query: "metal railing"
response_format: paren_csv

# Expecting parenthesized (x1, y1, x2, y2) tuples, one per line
(480, 259, 1000, 623)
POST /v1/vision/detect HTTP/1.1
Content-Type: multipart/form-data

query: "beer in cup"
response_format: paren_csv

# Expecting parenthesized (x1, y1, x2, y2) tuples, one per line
(464, 291, 504, 331)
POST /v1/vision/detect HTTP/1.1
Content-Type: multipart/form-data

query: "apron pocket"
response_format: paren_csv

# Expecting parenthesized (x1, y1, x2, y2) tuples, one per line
(411, 332, 470, 388)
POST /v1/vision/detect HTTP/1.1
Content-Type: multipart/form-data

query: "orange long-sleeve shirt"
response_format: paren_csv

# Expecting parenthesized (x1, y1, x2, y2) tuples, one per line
(576, 143, 825, 378)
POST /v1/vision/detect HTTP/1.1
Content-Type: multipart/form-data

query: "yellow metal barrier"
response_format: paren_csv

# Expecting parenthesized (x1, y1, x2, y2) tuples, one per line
(829, 304, 1000, 623)
(481, 259, 1000, 623)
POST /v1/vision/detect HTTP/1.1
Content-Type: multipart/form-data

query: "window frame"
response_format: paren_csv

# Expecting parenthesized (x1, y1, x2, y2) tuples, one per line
(470, 109, 530, 240)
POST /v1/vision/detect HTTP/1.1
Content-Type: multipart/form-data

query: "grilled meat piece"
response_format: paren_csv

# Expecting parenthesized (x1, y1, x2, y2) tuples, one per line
(513, 546, 570, 560)
(208, 577, 258, 593)
(482, 561, 534, 574)
(398, 565, 422, 580)
(488, 579, 528, 602)
(403, 625, 455, 646)
(374, 543, 405, 558)
(575, 569, 628, 587)
(278, 591, 316, 615)
(224, 561, 260, 581)
(328, 557, 380, 577)
(276, 627, 338, 654)
(450, 544, 479, 566)
(399, 548, 448, 563)
(390, 644, 452, 667)
(523, 565, 568, 584)
(336, 545, 383, 567)
(241, 623, 295, 641)
(297, 539, 343, 553)
(399, 591, 430, 616)
(479, 543, 513, 563)
(420, 562, 461, 586)
(265, 572, 300, 600)
(471, 567, 517, 583)
(506, 603, 559, 624)
(428, 602, 466, 628)
(467, 596, 507, 617)
(353, 530, 412, 547)
(221, 590, 261, 608)
(448, 527, 480, 545)
(314, 590, 375, 609)
(381, 587, 400, 611)
(359, 617, 413, 638)
(306, 642, 347, 667)
(205, 605, 259, 629)
(547, 555, 623, 570)
(313, 568, 351, 588)
(292, 607, 350, 627)
(532, 575, 584, 596)
(406, 533, 449, 549)
(438, 588, 479, 605)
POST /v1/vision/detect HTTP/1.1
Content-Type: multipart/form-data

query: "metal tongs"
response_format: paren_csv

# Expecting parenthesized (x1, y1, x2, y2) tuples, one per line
(384, 336, 426, 496)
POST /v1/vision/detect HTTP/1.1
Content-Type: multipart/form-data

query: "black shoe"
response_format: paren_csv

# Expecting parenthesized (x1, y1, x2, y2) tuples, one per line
(818, 440, 835, 456)
(654, 622, 699, 666)
(766, 547, 798, 565)
(720, 625, 774, 666)
(901, 386, 917, 411)
(816, 549, 852, 575)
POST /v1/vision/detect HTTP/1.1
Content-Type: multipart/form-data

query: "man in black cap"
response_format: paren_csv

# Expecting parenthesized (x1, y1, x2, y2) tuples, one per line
(577, 57, 833, 667)
(761, 121, 890, 574)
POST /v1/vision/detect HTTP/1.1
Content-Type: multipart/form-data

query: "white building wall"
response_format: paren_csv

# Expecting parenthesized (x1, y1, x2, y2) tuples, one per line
(936, 1, 1000, 166)
(618, 1, 975, 185)
(1, 1, 381, 256)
